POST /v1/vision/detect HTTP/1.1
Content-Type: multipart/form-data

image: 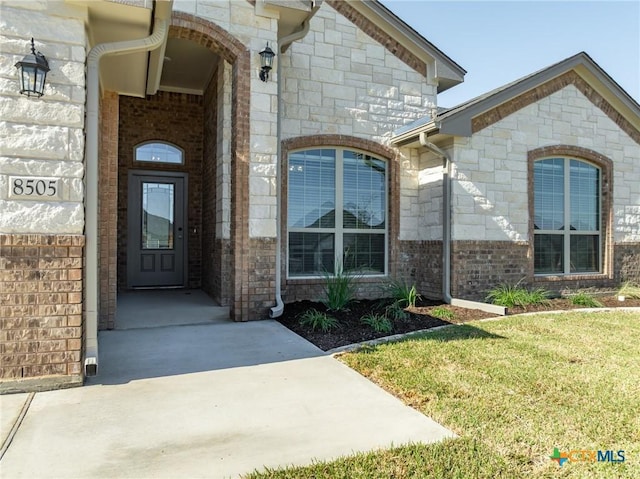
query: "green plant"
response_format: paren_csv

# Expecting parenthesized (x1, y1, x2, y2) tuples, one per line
(431, 306, 454, 320)
(360, 313, 393, 334)
(298, 309, 339, 332)
(385, 301, 408, 320)
(385, 279, 421, 308)
(485, 281, 550, 308)
(570, 291, 603, 308)
(618, 281, 640, 299)
(321, 262, 359, 312)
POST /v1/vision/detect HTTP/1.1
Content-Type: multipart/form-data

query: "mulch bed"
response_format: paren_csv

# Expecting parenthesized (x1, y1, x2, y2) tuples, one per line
(277, 296, 640, 352)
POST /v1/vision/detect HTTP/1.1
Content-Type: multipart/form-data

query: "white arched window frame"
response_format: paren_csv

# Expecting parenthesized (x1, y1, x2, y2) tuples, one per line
(533, 157, 602, 275)
(287, 147, 388, 278)
(134, 141, 184, 165)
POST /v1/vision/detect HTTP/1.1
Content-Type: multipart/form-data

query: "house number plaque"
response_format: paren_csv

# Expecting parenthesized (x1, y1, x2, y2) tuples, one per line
(9, 176, 63, 200)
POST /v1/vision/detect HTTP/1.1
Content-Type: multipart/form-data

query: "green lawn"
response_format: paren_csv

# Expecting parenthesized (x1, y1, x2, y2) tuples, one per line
(247, 311, 640, 478)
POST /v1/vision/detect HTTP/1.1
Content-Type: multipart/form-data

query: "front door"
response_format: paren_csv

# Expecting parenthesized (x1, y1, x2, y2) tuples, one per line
(127, 172, 187, 288)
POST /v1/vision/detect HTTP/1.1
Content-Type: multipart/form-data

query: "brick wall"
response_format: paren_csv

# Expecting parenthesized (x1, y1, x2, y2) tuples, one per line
(614, 243, 640, 284)
(98, 91, 119, 329)
(248, 238, 276, 318)
(1, 234, 84, 393)
(451, 241, 530, 300)
(117, 92, 204, 290)
(202, 66, 218, 299)
(396, 240, 443, 300)
(450, 240, 625, 300)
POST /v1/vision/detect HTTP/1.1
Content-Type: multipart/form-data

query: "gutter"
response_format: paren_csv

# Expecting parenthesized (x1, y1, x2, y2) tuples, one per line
(390, 119, 438, 147)
(419, 132, 506, 316)
(83, 16, 169, 376)
(270, 1, 321, 318)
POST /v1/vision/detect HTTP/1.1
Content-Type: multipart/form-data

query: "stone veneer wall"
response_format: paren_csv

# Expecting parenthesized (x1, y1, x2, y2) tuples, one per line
(0, 234, 84, 393)
(0, 4, 87, 235)
(450, 80, 640, 245)
(117, 92, 204, 290)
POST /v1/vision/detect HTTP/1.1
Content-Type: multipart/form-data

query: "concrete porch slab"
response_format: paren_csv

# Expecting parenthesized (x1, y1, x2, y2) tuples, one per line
(116, 289, 230, 329)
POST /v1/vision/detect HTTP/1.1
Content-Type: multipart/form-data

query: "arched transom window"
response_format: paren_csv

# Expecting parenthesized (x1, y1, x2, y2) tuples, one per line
(135, 141, 184, 165)
(533, 157, 601, 274)
(287, 148, 388, 277)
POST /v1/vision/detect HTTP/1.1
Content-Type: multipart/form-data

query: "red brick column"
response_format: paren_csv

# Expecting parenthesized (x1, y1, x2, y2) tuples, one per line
(0, 234, 84, 393)
(99, 91, 119, 329)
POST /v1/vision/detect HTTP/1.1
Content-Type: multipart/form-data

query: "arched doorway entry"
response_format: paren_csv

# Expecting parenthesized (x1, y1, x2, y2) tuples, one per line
(98, 12, 251, 330)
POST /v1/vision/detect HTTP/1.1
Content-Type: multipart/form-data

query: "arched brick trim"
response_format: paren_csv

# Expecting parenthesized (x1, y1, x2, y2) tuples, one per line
(170, 12, 251, 321)
(473, 71, 640, 145)
(282, 134, 398, 161)
(280, 135, 401, 283)
(527, 145, 614, 282)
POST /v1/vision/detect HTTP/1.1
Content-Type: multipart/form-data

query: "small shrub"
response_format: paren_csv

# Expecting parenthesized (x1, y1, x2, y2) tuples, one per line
(385, 279, 421, 308)
(570, 292, 603, 308)
(618, 281, 640, 299)
(321, 263, 358, 312)
(486, 281, 550, 308)
(486, 283, 527, 308)
(361, 313, 393, 334)
(385, 301, 409, 320)
(526, 287, 552, 306)
(299, 309, 339, 332)
(431, 306, 455, 320)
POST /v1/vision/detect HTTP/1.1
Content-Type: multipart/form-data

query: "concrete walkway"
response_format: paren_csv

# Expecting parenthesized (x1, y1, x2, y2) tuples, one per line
(0, 320, 454, 479)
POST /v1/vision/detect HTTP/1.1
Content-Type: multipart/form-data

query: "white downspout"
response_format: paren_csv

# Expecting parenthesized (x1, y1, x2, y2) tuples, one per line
(419, 133, 452, 303)
(270, 2, 321, 318)
(84, 19, 169, 376)
(419, 132, 506, 315)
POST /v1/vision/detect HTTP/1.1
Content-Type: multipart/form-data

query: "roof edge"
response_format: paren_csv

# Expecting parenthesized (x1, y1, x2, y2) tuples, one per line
(392, 52, 640, 144)
(353, 1, 466, 88)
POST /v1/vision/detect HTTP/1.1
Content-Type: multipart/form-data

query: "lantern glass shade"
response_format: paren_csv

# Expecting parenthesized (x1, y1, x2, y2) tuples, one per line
(15, 38, 50, 97)
(259, 43, 275, 70)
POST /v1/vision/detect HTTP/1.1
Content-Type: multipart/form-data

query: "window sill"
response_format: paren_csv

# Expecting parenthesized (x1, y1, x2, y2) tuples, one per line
(534, 273, 610, 282)
(286, 274, 387, 283)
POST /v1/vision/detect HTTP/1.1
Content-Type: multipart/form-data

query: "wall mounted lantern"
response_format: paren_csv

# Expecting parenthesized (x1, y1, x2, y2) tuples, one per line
(259, 42, 275, 82)
(15, 38, 50, 98)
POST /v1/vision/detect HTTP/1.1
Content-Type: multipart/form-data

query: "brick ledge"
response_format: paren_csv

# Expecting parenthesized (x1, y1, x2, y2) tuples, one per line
(0, 375, 83, 395)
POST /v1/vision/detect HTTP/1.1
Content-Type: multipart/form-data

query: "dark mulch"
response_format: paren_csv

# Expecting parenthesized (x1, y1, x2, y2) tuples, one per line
(277, 296, 640, 351)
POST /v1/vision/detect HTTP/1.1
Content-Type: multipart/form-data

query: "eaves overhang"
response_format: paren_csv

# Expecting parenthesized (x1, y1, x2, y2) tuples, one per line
(66, 0, 172, 97)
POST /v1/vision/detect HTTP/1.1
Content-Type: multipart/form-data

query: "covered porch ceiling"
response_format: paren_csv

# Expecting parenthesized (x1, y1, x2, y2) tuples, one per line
(69, 0, 319, 97)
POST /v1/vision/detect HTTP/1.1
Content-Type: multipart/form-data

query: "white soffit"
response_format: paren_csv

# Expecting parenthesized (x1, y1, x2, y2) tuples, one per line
(159, 38, 219, 95)
(69, 0, 153, 97)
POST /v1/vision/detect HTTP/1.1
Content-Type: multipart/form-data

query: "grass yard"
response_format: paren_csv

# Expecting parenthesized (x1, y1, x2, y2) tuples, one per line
(247, 311, 640, 478)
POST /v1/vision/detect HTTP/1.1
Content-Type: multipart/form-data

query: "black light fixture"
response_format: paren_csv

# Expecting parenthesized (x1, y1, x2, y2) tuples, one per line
(15, 38, 50, 98)
(259, 42, 275, 82)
